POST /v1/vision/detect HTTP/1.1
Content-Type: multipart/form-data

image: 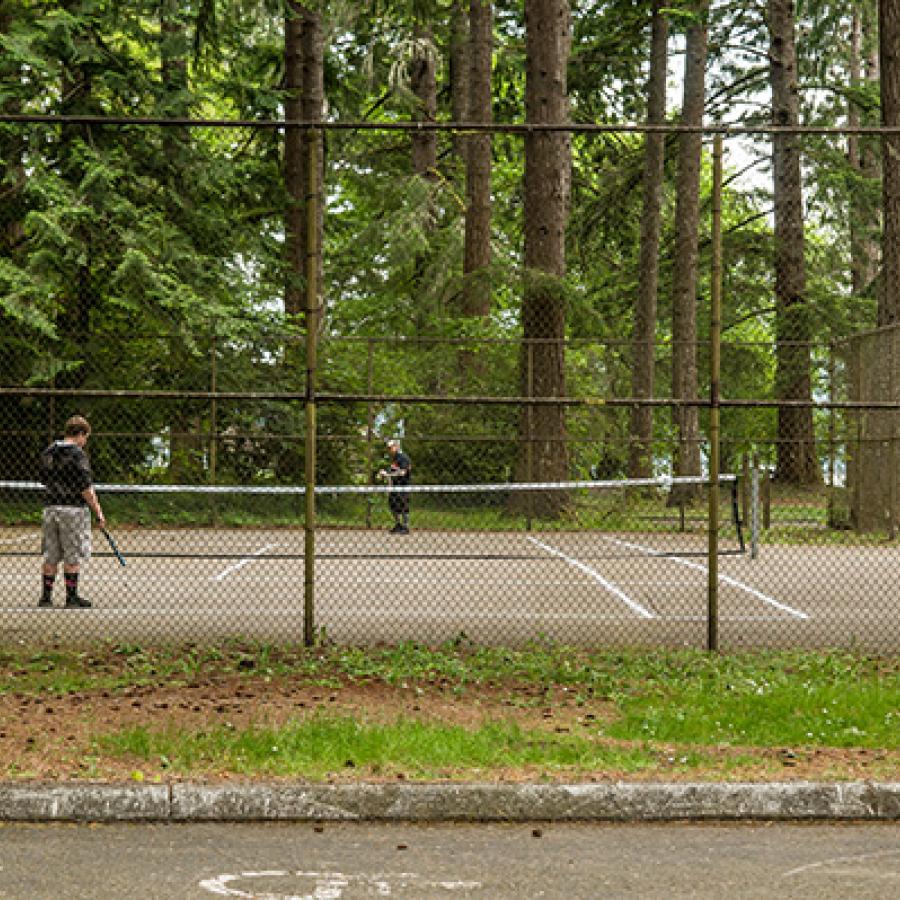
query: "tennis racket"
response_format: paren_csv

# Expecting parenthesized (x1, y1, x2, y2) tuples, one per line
(101, 528, 126, 566)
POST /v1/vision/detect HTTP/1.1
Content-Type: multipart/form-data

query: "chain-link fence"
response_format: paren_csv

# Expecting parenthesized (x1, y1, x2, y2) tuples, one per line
(1, 120, 898, 650)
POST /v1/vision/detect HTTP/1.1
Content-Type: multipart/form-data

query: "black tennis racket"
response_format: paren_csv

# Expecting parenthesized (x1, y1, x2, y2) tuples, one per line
(101, 528, 126, 566)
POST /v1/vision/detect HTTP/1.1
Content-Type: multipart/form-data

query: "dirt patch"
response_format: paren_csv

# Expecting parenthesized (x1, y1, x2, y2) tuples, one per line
(1, 673, 895, 783)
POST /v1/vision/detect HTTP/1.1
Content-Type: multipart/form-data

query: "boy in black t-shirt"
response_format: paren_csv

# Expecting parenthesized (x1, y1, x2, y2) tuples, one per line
(39, 415, 106, 608)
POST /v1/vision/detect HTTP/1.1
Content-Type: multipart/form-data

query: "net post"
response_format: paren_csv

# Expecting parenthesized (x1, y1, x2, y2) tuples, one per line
(741, 452, 750, 524)
(303, 126, 320, 647)
(707, 132, 723, 653)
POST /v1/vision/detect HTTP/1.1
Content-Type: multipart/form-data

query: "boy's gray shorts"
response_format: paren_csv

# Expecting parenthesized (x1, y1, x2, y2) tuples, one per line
(42, 506, 92, 566)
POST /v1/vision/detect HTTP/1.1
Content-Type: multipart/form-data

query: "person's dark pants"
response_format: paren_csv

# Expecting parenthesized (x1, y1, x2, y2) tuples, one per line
(388, 491, 409, 525)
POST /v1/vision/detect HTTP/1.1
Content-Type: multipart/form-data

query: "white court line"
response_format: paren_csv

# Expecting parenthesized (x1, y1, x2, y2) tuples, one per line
(325, 577, 700, 589)
(604, 536, 809, 620)
(0, 534, 35, 546)
(526, 536, 655, 619)
(212, 544, 278, 582)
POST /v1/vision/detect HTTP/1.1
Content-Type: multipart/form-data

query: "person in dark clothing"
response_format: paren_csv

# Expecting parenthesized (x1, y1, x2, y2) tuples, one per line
(39, 415, 106, 608)
(379, 439, 412, 534)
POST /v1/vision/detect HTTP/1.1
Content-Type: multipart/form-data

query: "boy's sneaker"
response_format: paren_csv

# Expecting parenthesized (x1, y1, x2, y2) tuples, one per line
(390, 524, 404, 534)
(38, 597, 53, 608)
(64, 595, 91, 609)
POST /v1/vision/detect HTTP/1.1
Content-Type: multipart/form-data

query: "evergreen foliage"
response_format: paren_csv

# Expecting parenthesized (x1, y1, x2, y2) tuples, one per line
(0, 1, 883, 487)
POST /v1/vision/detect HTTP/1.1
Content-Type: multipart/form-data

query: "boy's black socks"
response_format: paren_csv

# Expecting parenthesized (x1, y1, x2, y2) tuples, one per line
(64, 572, 79, 602)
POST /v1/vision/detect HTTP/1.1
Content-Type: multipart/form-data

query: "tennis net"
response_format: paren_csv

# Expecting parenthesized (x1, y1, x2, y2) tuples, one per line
(1, 475, 745, 646)
(0, 475, 744, 561)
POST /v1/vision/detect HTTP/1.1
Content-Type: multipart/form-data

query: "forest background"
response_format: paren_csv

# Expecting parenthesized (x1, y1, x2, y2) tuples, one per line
(1, 0, 898, 508)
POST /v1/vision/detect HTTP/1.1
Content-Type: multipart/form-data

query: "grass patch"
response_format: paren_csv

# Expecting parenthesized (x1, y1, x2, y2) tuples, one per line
(2, 642, 896, 780)
(608, 668, 897, 748)
(99, 716, 661, 780)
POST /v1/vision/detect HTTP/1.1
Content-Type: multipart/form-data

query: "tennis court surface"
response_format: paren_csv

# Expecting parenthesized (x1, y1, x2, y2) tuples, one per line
(2, 502, 898, 650)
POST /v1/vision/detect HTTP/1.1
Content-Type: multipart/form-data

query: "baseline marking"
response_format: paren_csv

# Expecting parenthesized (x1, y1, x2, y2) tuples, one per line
(604, 537, 809, 619)
(0, 534, 35, 546)
(212, 544, 279, 582)
(526, 536, 655, 619)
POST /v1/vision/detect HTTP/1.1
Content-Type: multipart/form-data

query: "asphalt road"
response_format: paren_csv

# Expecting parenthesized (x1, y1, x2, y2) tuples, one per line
(1, 821, 898, 899)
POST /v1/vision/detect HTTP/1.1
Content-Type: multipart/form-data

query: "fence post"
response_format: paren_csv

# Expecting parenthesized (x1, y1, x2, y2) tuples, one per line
(827, 345, 836, 528)
(366, 338, 374, 529)
(210, 322, 218, 525)
(525, 341, 534, 532)
(304, 128, 320, 647)
(707, 133, 723, 653)
(890, 329, 896, 540)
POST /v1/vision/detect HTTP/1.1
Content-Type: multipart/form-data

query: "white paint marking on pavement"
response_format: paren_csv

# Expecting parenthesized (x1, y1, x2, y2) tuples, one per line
(212, 544, 278, 582)
(604, 536, 809, 619)
(198, 869, 483, 897)
(527, 536, 655, 619)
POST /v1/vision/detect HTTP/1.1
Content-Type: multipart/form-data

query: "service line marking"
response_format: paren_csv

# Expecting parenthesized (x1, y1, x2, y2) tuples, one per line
(603, 536, 809, 619)
(212, 544, 279, 582)
(526, 536, 655, 619)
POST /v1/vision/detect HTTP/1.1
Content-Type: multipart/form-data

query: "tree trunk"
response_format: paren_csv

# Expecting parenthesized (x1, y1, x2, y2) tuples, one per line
(848, 8, 880, 298)
(301, 7, 325, 321)
(283, 3, 324, 327)
(409, 23, 439, 334)
(462, 0, 493, 319)
(880, 0, 900, 324)
(281, 3, 323, 479)
(410, 24, 438, 180)
(449, 0, 470, 161)
(57, 4, 97, 387)
(160, 1, 202, 481)
(768, 0, 820, 483)
(669, 2, 708, 497)
(283, 3, 305, 320)
(160, 0, 189, 179)
(627, 3, 668, 480)
(514, 0, 571, 515)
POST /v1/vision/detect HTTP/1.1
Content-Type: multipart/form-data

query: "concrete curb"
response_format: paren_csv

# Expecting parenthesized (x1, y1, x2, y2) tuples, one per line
(1, 781, 898, 822)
